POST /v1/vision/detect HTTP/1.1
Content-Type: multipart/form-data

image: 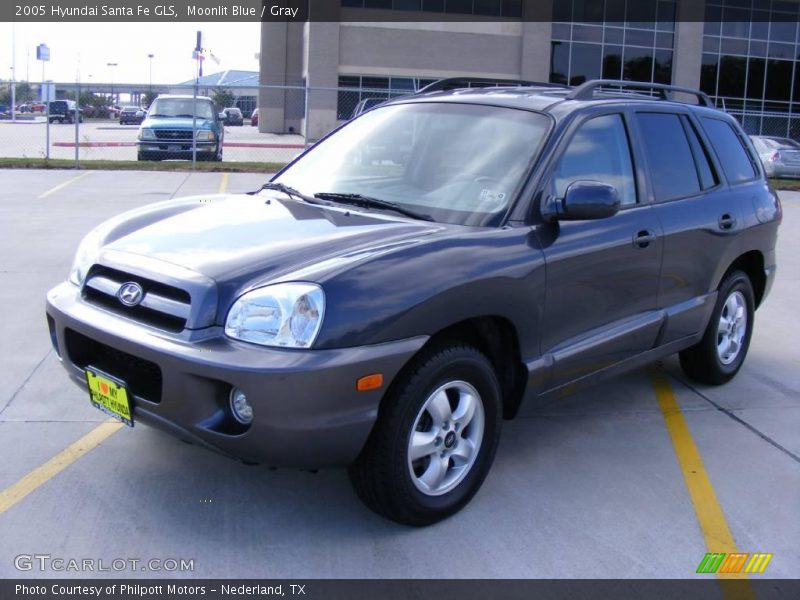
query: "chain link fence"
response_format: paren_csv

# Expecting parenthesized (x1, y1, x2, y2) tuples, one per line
(727, 109, 800, 140)
(0, 82, 417, 169)
(2, 81, 798, 176)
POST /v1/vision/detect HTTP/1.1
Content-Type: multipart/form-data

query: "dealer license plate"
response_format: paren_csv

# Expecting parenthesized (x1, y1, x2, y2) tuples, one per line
(85, 368, 133, 427)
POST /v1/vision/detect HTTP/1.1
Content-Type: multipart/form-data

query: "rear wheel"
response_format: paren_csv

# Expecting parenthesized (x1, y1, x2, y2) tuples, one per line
(349, 344, 502, 526)
(679, 270, 755, 385)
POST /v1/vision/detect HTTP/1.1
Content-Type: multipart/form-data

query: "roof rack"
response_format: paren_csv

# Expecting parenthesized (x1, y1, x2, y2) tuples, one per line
(418, 77, 567, 94)
(566, 79, 714, 107)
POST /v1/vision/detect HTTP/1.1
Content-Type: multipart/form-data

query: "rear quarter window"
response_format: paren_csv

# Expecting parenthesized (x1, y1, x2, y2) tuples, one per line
(700, 117, 758, 183)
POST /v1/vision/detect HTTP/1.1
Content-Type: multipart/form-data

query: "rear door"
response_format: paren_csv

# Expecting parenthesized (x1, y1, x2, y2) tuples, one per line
(537, 109, 663, 390)
(635, 110, 757, 344)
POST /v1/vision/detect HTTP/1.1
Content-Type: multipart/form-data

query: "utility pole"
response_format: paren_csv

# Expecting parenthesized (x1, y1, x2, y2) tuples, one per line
(192, 31, 201, 169)
(11, 22, 16, 122)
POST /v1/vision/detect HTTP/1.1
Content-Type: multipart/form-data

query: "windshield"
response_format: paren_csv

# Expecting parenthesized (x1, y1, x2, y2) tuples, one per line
(275, 102, 550, 226)
(148, 98, 215, 120)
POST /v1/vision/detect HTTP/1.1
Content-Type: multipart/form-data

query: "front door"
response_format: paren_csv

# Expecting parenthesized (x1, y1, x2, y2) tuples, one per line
(537, 112, 663, 390)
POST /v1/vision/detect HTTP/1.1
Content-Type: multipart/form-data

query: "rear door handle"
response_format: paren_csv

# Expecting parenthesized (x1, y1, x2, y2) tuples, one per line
(718, 214, 737, 230)
(633, 229, 657, 249)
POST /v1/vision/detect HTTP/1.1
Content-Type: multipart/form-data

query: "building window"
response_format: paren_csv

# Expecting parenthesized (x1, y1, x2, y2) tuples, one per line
(337, 75, 437, 120)
(550, 0, 676, 87)
(701, 0, 800, 137)
(341, 0, 522, 17)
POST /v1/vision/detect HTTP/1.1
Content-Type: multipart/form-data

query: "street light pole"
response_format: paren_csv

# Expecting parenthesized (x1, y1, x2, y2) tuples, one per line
(148, 53, 154, 93)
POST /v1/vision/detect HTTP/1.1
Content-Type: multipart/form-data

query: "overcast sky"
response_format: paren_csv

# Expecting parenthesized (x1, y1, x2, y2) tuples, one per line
(1, 22, 261, 85)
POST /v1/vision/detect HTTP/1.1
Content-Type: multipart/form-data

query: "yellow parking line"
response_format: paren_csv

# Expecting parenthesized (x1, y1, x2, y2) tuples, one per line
(651, 370, 756, 600)
(0, 420, 122, 516)
(218, 172, 230, 194)
(38, 171, 92, 199)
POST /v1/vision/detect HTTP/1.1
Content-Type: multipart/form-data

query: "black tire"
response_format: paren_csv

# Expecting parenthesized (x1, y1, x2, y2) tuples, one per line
(679, 270, 755, 385)
(349, 343, 502, 526)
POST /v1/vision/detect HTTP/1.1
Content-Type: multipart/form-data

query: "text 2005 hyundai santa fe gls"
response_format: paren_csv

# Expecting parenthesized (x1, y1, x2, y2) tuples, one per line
(46, 79, 781, 525)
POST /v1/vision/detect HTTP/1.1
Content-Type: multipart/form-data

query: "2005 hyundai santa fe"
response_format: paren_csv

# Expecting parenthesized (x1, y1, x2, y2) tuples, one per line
(46, 78, 781, 525)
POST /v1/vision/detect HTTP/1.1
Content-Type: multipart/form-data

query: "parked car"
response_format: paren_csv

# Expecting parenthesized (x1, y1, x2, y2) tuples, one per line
(119, 106, 146, 125)
(349, 97, 387, 120)
(0, 104, 9, 118)
(48, 100, 82, 124)
(135, 94, 224, 161)
(28, 102, 46, 113)
(222, 107, 244, 126)
(46, 78, 780, 526)
(750, 135, 800, 179)
(250, 107, 259, 127)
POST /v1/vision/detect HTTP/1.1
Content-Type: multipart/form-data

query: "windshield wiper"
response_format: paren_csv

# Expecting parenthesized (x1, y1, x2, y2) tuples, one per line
(249, 182, 330, 206)
(314, 192, 434, 222)
(149, 114, 170, 118)
(175, 114, 199, 118)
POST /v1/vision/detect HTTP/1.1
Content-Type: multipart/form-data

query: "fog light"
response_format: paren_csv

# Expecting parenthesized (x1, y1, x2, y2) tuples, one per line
(229, 388, 253, 425)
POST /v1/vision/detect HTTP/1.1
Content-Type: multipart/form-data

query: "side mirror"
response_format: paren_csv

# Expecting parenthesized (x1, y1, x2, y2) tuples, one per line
(544, 180, 620, 221)
(218, 112, 226, 121)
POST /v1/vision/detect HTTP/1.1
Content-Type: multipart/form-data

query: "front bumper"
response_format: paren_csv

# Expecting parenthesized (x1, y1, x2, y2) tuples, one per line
(46, 282, 427, 468)
(137, 140, 217, 158)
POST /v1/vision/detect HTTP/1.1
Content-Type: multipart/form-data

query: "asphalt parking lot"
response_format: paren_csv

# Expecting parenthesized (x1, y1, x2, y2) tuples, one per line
(0, 118, 306, 163)
(0, 169, 797, 581)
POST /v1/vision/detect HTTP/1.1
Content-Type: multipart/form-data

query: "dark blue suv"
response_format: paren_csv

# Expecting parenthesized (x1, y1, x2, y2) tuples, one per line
(47, 78, 780, 525)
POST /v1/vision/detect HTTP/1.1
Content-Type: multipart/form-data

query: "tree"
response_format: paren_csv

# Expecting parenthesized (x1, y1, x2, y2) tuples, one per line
(142, 91, 158, 109)
(15, 81, 34, 103)
(211, 87, 235, 109)
(79, 91, 107, 107)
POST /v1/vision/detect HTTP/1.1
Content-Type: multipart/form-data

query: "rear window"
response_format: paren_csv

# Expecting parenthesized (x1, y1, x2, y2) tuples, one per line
(636, 113, 701, 201)
(700, 117, 758, 183)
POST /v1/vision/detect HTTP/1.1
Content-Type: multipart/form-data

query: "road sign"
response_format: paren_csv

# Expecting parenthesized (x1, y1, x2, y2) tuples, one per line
(36, 44, 50, 62)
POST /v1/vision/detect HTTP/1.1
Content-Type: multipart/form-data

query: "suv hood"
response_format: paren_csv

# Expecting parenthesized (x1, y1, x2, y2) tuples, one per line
(103, 193, 440, 286)
(142, 117, 215, 130)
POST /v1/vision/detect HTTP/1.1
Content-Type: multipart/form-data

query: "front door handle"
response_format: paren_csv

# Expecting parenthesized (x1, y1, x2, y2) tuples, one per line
(718, 214, 737, 230)
(633, 229, 657, 249)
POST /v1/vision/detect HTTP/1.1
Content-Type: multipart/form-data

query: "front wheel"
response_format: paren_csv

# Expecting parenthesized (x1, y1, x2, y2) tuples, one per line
(679, 270, 755, 385)
(349, 344, 502, 526)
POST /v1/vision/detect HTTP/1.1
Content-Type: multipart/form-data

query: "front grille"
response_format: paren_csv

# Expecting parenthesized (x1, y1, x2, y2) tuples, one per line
(83, 266, 191, 333)
(154, 130, 193, 140)
(65, 329, 162, 403)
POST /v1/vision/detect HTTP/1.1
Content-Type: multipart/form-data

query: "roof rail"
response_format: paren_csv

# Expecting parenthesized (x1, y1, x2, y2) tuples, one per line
(418, 77, 567, 94)
(566, 79, 714, 107)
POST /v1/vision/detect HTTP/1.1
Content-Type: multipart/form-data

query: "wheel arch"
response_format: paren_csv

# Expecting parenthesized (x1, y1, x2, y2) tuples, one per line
(385, 316, 528, 420)
(721, 250, 766, 307)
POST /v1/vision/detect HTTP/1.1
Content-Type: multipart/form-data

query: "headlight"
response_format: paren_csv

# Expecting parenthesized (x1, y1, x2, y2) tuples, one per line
(225, 283, 325, 349)
(196, 130, 215, 141)
(68, 229, 103, 286)
(139, 128, 156, 140)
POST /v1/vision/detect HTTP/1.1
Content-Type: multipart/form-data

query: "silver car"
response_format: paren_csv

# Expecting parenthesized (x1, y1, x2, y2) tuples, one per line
(750, 135, 800, 178)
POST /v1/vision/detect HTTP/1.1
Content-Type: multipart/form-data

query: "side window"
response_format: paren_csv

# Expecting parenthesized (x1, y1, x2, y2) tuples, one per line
(635, 112, 701, 201)
(700, 117, 758, 183)
(681, 116, 718, 190)
(551, 114, 637, 206)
